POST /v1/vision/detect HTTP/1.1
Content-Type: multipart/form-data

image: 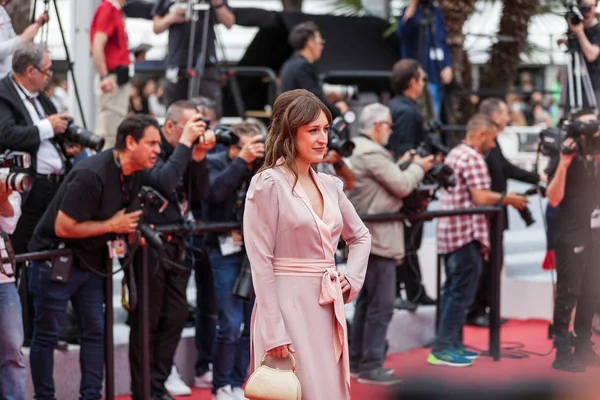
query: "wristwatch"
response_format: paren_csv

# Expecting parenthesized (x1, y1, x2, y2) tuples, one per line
(100, 73, 110, 81)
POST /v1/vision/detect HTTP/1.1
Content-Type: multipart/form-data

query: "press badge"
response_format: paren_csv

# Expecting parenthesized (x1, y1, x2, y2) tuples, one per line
(591, 209, 600, 229)
(218, 230, 243, 256)
(107, 238, 128, 259)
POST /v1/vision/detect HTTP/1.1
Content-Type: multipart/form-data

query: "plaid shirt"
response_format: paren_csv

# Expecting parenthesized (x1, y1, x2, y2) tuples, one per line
(437, 142, 491, 258)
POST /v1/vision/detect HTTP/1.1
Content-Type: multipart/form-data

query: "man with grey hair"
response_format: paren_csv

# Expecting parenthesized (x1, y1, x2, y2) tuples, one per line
(347, 102, 432, 385)
(0, 41, 76, 347)
(0, 5, 48, 79)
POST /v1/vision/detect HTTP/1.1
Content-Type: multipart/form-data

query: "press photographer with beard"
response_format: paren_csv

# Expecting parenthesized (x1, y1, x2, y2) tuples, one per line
(546, 109, 600, 373)
(26, 114, 202, 400)
(128, 101, 216, 400)
(0, 183, 24, 399)
(203, 122, 263, 399)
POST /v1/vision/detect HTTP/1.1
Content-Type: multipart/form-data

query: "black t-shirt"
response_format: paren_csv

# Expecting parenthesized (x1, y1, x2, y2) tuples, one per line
(151, 0, 230, 68)
(547, 155, 600, 241)
(28, 150, 142, 267)
(584, 23, 600, 90)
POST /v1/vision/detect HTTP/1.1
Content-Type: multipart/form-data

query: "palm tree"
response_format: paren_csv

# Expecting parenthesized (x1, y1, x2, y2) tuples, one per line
(479, 0, 541, 93)
(4, 0, 31, 34)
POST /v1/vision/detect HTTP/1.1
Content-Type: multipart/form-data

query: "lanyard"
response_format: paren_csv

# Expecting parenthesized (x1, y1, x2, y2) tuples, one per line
(113, 150, 132, 208)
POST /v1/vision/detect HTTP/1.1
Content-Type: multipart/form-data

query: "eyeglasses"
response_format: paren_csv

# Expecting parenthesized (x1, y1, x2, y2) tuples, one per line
(312, 38, 326, 46)
(378, 121, 395, 128)
(169, 119, 186, 130)
(35, 66, 53, 78)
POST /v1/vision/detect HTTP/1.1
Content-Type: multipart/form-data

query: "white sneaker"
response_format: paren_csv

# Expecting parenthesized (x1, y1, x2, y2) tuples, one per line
(213, 385, 234, 400)
(194, 370, 213, 388)
(231, 387, 248, 400)
(164, 365, 192, 396)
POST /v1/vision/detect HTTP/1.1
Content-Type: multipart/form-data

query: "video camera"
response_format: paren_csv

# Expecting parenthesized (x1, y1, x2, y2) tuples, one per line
(329, 111, 356, 158)
(128, 186, 169, 248)
(0, 150, 32, 193)
(323, 83, 359, 101)
(539, 118, 600, 157)
(199, 117, 240, 147)
(63, 118, 105, 152)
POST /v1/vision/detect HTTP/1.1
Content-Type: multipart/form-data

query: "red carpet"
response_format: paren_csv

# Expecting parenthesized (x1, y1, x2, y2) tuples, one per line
(112, 320, 599, 399)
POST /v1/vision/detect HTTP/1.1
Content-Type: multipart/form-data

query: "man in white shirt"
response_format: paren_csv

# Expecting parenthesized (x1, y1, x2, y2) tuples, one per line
(0, 42, 77, 346)
(0, 182, 24, 400)
(0, 5, 48, 79)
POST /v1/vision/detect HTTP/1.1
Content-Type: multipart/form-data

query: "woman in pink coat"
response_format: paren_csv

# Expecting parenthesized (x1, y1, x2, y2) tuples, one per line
(243, 89, 372, 400)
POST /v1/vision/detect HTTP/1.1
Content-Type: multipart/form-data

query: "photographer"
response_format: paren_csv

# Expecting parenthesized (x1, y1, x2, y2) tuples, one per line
(348, 103, 433, 385)
(26, 114, 198, 400)
(546, 109, 600, 372)
(468, 98, 543, 328)
(152, 0, 235, 117)
(430, 115, 527, 367)
(91, 0, 131, 149)
(280, 21, 349, 118)
(397, 0, 453, 118)
(203, 121, 263, 399)
(0, 4, 48, 79)
(564, 0, 600, 105)
(0, 183, 23, 399)
(128, 102, 215, 399)
(388, 59, 436, 307)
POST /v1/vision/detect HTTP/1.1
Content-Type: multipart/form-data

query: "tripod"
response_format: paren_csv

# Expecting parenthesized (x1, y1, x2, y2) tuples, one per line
(182, 0, 212, 100)
(32, 0, 87, 128)
(560, 31, 598, 118)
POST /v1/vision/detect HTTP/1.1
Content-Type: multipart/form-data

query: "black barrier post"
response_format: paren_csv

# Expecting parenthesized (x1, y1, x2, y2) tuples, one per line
(105, 256, 115, 400)
(141, 245, 151, 400)
(489, 213, 504, 361)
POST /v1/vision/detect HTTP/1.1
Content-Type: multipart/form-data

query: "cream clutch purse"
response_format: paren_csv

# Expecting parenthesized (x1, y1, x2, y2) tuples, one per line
(244, 353, 302, 400)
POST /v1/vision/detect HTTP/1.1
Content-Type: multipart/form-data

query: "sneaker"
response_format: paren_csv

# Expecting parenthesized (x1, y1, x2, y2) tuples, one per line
(165, 365, 192, 396)
(455, 344, 480, 360)
(213, 385, 235, 400)
(194, 370, 213, 389)
(357, 368, 402, 386)
(350, 367, 394, 378)
(231, 387, 248, 400)
(427, 349, 473, 367)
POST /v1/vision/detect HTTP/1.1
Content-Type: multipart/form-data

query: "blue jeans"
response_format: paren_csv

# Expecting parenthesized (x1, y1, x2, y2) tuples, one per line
(28, 260, 105, 400)
(209, 249, 253, 393)
(193, 236, 217, 377)
(0, 282, 25, 400)
(433, 241, 482, 353)
(429, 82, 444, 119)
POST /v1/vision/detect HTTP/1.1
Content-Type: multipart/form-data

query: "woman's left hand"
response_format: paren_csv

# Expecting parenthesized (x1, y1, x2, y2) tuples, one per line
(338, 271, 351, 293)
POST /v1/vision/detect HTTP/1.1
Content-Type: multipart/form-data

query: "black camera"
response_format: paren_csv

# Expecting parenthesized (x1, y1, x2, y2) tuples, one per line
(539, 119, 600, 157)
(128, 186, 168, 248)
(329, 111, 356, 158)
(565, 1, 588, 25)
(64, 118, 105, 152)
(214, 125, 240, 147)
(516, 186, 546, 227)
(0, 150, 32, 193)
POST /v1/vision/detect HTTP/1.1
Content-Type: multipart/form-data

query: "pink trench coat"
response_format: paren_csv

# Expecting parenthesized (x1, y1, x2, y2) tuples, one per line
(243, 165, 371, 400)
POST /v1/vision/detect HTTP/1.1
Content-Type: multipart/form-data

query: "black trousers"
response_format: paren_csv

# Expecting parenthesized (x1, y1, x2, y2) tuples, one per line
(468, 218, 504, 318)
(553, 235, 600, 350)
(129, 244, 191, 399)
(163, 65, 223, 119)
(397, 222, 425, 301)
(13, 179, 62, 345)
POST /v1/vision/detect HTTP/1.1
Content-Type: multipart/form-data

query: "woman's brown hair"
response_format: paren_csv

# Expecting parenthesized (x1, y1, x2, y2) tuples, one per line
(260, 89, 332, 189)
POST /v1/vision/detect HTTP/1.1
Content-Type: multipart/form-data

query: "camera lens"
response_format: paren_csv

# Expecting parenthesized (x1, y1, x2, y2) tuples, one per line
(3, 172, 32, 193)
(65, 120, 105, 152)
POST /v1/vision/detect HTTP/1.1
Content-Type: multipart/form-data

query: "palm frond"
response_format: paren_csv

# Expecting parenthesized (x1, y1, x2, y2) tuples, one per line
(324, 0, 363, 16)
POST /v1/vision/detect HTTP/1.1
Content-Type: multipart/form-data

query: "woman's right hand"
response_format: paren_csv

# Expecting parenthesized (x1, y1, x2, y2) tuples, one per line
(267, 344, 295, 359)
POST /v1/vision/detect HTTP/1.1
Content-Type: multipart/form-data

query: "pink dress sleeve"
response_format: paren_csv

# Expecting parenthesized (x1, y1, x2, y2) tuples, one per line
(334, 179, 371, 303)
(243, 170, 292, 351)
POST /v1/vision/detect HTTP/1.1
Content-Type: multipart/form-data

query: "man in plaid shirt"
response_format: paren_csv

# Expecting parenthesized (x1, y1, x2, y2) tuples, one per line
(429, 114, 528, 367)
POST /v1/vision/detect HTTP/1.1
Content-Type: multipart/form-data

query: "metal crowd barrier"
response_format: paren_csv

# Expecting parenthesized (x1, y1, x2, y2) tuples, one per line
(14, 205, 501, 399)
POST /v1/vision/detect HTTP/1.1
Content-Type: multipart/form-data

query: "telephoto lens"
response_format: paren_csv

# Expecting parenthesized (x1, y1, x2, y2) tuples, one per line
(0, 170, 32, 193)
